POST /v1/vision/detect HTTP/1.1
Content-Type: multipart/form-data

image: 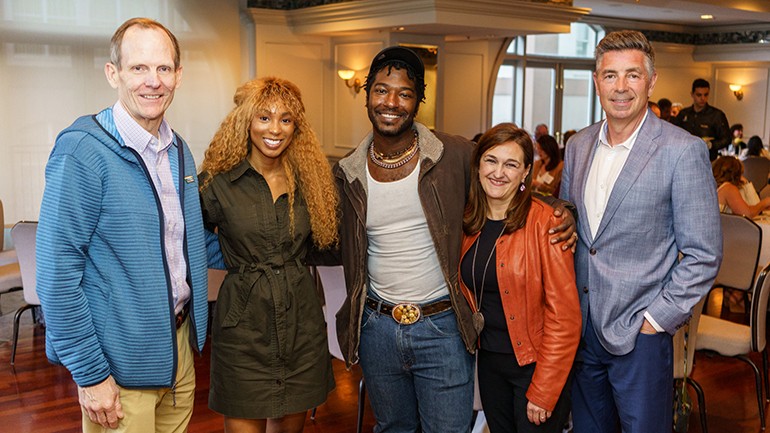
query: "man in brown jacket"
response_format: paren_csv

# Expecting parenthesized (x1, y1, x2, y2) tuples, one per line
(333, 46, 576, 433)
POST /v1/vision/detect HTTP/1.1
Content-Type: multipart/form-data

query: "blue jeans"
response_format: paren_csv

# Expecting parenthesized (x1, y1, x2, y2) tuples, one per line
(359, 294, 475, 433)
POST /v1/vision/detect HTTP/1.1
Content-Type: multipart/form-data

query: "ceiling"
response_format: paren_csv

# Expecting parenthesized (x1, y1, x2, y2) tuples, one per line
(575, 0, 770, 29)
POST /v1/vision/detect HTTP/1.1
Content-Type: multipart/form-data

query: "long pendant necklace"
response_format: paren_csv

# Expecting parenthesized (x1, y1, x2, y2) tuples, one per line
(470, 222, 506, 334)
(369, 130, 419, 169)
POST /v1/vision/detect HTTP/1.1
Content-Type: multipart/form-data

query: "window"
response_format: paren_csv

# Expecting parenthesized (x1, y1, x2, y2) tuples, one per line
(493, 23, 605, 145)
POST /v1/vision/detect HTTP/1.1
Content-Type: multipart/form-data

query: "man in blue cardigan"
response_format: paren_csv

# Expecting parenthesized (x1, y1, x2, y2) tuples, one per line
(37, 18, 209, 433)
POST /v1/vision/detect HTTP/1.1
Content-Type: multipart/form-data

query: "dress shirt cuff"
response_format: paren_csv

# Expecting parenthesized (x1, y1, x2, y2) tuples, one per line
(644, 311, 665, 333)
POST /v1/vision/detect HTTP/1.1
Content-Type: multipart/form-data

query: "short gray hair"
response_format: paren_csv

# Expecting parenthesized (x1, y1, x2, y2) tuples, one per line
(595, 30, 655, 77)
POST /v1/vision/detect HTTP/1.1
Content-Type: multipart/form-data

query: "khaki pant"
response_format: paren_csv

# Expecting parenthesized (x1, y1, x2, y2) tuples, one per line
(82, 318, 196, 433)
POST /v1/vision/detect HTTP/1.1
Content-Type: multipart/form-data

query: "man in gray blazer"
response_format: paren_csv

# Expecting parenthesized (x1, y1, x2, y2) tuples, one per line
(560, 30, 722, 433)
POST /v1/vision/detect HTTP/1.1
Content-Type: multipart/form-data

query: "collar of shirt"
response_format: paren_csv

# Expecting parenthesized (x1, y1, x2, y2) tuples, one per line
(228, 158, 256, 183)
(112, 101, 174, 155)
(597, 109, 648, 152)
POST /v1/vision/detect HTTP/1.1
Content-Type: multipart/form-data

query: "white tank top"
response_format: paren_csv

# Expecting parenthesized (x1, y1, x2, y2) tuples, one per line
(366, 161, 449, 303)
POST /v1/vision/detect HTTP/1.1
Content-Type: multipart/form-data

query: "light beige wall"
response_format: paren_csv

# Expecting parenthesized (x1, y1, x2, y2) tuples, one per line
(714, 66, 770, 141)
(651, 42, 770, 142)
(650, 43, 711, 111)
(440, 39, 499, 139)
(0, 0, 243, 223)
(252, 15, 333, 155)
(332, 40, 384, 154)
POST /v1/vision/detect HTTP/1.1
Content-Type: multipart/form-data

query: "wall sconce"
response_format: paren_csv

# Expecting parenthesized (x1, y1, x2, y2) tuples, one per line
(729, 84, 744, 101)
(338, 69, 362, 93)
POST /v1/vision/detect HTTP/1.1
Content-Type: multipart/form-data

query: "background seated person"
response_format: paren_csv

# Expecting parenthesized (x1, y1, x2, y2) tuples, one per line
(712, 156, 770, 217)
(532, 134, 563, 196)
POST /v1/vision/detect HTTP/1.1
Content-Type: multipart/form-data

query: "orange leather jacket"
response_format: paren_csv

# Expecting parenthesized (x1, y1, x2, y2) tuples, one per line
(459, 199, 581, 411)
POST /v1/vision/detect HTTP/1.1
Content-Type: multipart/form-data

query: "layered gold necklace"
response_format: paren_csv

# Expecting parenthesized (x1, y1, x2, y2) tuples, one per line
(369, 130, 419, 169)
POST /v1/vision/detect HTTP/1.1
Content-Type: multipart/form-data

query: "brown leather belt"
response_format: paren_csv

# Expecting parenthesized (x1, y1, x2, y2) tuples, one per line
(365, 297, 453, 325)
(175, 303, 190, 329)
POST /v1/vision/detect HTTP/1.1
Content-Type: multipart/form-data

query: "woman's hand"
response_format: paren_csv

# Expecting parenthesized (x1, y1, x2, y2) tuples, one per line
(527, 400, 552, 425)
(548, 203, 577, 251)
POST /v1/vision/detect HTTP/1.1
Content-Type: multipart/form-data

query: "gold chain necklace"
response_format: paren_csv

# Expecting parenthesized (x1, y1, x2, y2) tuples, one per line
(369, 131, 419, 169)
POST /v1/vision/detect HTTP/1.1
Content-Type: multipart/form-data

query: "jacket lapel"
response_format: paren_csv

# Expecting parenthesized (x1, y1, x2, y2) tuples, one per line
(593, 115, 661, 242)
(575, 126, 601, 243)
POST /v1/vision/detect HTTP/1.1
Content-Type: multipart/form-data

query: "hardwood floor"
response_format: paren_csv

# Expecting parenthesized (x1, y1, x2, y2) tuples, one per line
(0, 289, 766, 433)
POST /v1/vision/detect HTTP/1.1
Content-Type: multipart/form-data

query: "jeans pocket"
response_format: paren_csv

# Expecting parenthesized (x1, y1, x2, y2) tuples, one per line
(422, 310, 460, 337)
(360, 306, 378, 330)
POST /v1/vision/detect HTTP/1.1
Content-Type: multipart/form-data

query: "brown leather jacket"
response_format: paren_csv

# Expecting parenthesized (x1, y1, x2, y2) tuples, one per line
(459, 199, 581, 411)
(333, 122, 477, 367)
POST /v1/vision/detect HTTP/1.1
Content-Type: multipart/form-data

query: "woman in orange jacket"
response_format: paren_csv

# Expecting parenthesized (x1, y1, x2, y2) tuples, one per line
(460, 123, 581, 433)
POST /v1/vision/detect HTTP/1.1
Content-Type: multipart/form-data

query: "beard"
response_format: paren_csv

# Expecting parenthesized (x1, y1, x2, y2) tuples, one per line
(367, 105, 417, 138)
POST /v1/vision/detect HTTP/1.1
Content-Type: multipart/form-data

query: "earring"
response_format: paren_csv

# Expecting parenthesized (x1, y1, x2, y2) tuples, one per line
(519, 183, 526, 192)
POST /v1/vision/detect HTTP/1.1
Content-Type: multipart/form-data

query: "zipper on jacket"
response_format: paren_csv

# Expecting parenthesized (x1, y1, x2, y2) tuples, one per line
(125, 145, 180, 388)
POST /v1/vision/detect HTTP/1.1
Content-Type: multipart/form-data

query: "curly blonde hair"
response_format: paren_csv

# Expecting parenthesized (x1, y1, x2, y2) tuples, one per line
(200, 77, 339, 249)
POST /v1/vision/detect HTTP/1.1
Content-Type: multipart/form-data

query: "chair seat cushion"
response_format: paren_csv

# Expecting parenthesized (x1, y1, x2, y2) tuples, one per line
(696, 314, 750, 356)
(0, 262, 22, 291)
(0, 249, 17, 266)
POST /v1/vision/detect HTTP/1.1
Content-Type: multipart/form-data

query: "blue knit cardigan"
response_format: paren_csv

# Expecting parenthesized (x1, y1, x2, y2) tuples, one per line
(37, 108, 209, 388)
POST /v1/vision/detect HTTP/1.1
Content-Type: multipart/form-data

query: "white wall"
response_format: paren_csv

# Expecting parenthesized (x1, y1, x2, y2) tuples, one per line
(714, 66, 770, 141)
(0, 0, 243, 224)
(651, 43, 711, 110)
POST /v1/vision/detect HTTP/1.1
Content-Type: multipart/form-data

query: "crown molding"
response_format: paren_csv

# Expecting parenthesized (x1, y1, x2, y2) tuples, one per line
(693, 42, 770, 62)
(250, 0, 589, 39)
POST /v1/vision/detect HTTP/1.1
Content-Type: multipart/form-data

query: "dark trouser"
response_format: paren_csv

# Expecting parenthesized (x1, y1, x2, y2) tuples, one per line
(478, 349, 573, 433)
(571, 315, 673, 433)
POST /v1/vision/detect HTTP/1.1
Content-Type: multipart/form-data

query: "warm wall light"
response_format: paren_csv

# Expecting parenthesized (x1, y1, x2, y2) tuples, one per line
(338, 69, 362, 93)
(729, 84, 744, 101)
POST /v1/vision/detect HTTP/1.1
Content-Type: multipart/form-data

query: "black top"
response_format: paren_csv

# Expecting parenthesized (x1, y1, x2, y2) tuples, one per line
(672, 104, 730, 161)
(460, 219, 513, 354)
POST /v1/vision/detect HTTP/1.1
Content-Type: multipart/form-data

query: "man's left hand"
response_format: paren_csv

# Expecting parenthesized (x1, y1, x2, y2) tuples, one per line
(548, 203, 577, 251)
(640, 318, 659, 335)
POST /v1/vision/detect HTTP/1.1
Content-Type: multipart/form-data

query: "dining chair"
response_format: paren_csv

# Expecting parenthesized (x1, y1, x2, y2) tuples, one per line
(314, 265, 367, 433)
(762, 184, 770, 201)
(10, 221, 41, 365)
(742, 156, 770, 195)
(696, 262, 770, 431)
(710, 213, 762, 319)
(673, 297, 707, 433)
(0, 262, 22, 313)
(0, 199, 18, 266)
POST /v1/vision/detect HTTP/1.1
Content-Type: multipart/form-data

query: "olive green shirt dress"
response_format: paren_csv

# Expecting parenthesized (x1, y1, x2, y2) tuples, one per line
(201, 159, 334, 419)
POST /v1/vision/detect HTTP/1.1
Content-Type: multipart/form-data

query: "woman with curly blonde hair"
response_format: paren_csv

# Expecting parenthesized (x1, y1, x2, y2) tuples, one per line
(199, 76, 338, 433)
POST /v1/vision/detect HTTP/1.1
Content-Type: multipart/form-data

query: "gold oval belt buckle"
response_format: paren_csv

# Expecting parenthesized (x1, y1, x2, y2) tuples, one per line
(392, 303, 421, 325)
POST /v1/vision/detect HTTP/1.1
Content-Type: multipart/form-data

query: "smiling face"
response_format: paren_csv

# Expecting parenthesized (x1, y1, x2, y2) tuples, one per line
(478, 141, 531, 211)
(249, 101, 295, 163)
(594, 49, 656, 127)
(366, 66, 418, 139)
(104, 26, 181, 134)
